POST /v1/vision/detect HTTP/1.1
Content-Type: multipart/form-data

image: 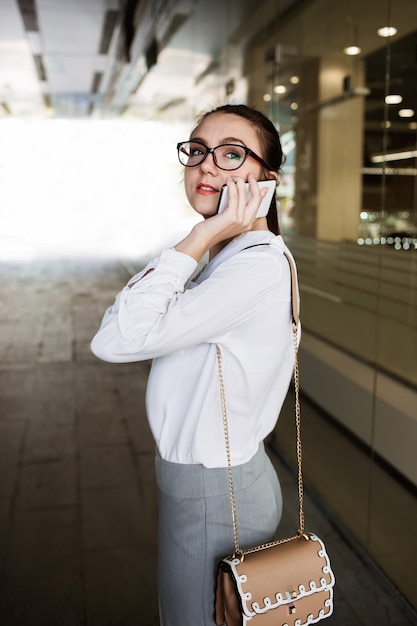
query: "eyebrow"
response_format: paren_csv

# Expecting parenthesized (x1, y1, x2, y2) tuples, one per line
(190, 136, 247, 146)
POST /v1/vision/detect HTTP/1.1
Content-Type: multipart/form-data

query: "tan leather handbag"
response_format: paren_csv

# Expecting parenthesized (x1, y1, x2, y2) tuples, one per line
(214, 252, 335, 626)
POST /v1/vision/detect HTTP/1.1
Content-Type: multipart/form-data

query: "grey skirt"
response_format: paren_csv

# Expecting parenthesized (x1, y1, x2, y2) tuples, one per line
(155, 443, 282, 626)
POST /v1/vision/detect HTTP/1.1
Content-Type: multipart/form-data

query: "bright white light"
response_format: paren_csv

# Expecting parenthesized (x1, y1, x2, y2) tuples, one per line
(377, 26, 397, 37)
(343, 45, 361, 56)
(399, 109, 414, 118)
(273, 85, 287, 94)
(0, 119, 200, 260)
(263, 93, 272, 102)
(290, 76, 300, 84)
(371, 149, 417, 163)
(385, 94, 402, 104)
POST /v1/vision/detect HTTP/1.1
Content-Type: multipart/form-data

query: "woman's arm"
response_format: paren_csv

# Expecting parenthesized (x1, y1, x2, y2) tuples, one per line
(90, 246, 285, 363)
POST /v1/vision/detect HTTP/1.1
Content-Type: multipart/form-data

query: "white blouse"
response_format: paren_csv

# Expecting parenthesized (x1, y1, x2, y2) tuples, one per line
(90, 230, 300, 468)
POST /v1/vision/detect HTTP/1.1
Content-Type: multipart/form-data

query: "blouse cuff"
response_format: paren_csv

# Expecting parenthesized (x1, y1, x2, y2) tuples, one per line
(155, 247, 198, 281)
(126, 248, 198, 290)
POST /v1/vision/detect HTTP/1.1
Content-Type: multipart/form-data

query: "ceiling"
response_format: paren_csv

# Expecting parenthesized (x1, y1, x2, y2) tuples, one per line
(0, 0, 416, 126)
(0, 0, 299, 121)
(0, 0, 208, 119)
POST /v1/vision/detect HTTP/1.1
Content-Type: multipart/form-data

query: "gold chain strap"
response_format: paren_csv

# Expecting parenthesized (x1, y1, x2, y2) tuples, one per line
(292, 321, 305, 535)
(216, 252, 304, 560)
(216, 345, 241, 555)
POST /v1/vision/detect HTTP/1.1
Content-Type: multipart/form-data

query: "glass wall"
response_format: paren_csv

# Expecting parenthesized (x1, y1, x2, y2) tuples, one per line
(241, 0, 417, 609)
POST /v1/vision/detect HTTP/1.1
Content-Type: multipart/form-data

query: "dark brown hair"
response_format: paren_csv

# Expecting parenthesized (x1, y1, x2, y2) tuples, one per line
(197, 104, 284, 235)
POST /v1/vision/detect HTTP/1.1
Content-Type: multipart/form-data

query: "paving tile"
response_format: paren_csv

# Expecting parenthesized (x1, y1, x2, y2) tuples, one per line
(16, 460, 78, 510)
(0, 367, 36, 420)
(32, 364, 76, 423)
(5, 506, 80, 569)
(23, 420, 77, 463)
(72, 292, 103, 362)
(84, 546, 158, 626)
(0, 508, 84, 626)
(37, 336, 73, 363)
(76, 411, 129, 448)
(376, 550, 417, 618)
(328, 595, 365, 625)
(0, 497, 11, 568)
(81, 486, 146, 551)
(0, 420, 26, 464)
(0, 462, 18, 497)
(0, 497, 11, 532)
(80, 445, 138, 490)
(2, 331, 41, 365)
(75, 364, 124, 418)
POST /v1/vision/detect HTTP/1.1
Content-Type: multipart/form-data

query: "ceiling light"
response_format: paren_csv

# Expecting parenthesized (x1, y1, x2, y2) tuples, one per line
(290, 76, 299, 84)
(343, 19, 361, 56)
(377, 26, 397, 37)
(399, 109, 414, 118)
(273, 85, 287, 94)
(343, 45, 361, 56)
(263, 93, 272, 102)
(409, 122, 417, 130)
(385, 94, 402, 104)
(290, 102, 298, 110)
(371, 149, 417, 163)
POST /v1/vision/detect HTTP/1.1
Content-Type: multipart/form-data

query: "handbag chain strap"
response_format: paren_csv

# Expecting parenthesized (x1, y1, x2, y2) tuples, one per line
(216, 251, 304, 560)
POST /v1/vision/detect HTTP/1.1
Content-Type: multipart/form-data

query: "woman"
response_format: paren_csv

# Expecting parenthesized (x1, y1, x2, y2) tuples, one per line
(91, 104, 299, 625)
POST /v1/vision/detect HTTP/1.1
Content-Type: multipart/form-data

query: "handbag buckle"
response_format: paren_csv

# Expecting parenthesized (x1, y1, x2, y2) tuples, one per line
(285, 591, 297, 616)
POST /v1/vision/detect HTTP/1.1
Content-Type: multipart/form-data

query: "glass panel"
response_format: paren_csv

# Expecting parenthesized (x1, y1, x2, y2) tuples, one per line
(245, 0, 417, 610)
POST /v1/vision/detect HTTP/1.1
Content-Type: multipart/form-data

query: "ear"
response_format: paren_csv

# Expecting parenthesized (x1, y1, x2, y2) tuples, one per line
(263, 169, 279, 181)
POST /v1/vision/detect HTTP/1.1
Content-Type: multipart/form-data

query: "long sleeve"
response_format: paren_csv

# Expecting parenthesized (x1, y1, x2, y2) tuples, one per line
(91, 242, 288, 362)
(91, 248, 198, 361)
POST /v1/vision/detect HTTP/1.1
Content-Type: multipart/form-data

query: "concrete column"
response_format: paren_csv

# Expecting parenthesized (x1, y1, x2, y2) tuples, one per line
(316, 93, 364, 242)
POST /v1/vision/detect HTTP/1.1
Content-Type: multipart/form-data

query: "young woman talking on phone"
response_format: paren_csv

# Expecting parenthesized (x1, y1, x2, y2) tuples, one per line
(91, 104, 299, 626)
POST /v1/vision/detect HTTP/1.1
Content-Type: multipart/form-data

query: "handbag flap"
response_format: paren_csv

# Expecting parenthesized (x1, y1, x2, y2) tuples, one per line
(222, 533, 335, 618)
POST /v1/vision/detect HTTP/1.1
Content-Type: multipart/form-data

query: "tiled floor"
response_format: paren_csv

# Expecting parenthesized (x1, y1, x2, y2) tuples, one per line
(0, 257, 415, 625)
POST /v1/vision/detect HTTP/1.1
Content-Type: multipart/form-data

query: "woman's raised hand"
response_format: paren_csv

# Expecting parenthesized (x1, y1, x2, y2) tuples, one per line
(175, 174, 268, 262)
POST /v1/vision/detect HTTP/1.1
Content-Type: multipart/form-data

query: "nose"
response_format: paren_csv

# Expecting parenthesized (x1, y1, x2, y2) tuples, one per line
(199, 149, 218, 175)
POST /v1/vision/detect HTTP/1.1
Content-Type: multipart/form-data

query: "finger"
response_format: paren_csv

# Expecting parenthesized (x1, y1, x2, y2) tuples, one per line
(236, 177, 249, 211)
(229, 176, 251, 212)
(246, 174, 264, 215)
(226, 176, 245, 211)
(221, 176, 236, 212)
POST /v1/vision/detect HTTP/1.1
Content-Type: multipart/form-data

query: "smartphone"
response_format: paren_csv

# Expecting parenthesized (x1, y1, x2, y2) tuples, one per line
(216, 179, 276, 217)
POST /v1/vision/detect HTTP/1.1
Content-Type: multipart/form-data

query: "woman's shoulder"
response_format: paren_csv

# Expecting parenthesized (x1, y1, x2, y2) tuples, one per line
(194, 232, 290, 285)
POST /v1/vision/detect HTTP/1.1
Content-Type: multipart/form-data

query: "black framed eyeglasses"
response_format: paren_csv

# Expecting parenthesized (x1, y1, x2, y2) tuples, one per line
(176, 140, 273, 171)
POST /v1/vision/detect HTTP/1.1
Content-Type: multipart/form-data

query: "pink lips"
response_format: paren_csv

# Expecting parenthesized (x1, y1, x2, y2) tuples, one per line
(197, 183, 218, 195)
